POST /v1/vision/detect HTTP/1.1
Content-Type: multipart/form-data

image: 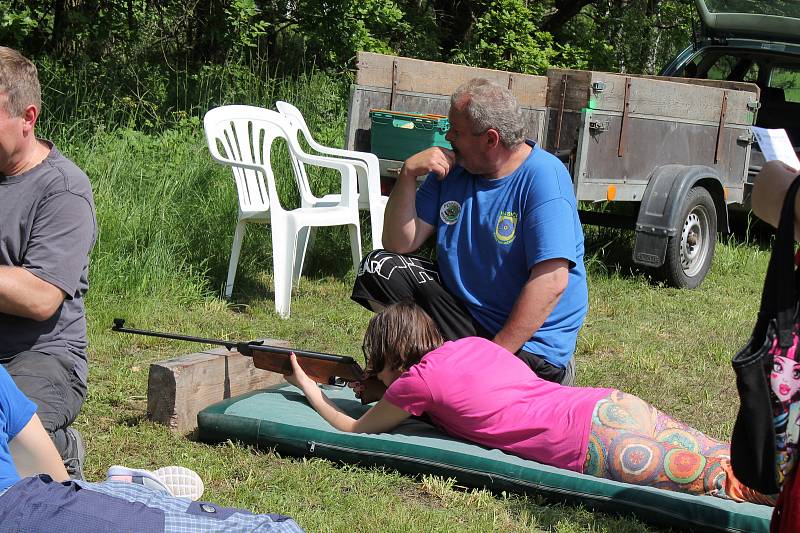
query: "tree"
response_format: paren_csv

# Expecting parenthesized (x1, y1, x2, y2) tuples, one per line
(293, 0, 433, 66)
(452, 0, 559, 74)
(552, 0, 695, 74)
(541, 0, 597, 34)
(1, 0, 697, 82)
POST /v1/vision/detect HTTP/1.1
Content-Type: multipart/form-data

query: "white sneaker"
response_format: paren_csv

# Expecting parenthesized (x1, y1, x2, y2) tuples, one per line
(106, 465, 205, 500)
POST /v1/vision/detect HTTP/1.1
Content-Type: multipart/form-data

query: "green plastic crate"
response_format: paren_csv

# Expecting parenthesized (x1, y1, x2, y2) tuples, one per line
(369, 109, 451, 161)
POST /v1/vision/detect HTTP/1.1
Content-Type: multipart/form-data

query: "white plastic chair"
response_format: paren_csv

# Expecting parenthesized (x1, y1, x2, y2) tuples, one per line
(204, 105, 362, 318)
(275, 100, 387, 250)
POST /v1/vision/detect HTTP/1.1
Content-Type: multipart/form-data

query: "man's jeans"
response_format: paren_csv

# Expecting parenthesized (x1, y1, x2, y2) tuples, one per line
(2, 351, 86, 459)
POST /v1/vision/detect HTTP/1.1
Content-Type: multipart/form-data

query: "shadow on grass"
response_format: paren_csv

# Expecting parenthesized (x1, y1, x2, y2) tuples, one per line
(203, 225, 364, 307)
(582, 226, 646, 282)
(583, 210, 776, 286)
(221, 277, 276, 309)
(206, 211, 778, 297)
(503, 492, 677, 533)
(727, 211, 775, 252)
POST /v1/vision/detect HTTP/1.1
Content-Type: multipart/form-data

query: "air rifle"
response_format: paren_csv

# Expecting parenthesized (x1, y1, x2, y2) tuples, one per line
(111, 319, 386, 404)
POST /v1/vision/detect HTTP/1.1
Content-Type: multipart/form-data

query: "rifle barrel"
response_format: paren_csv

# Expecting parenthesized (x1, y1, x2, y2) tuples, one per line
(249, 344, 356, 363)
(111, 318, 358, 365)
(112, 319, 236, 350)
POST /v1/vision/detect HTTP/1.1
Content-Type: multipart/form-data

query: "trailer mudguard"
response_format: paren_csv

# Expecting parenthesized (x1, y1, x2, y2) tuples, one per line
(633, 165, 728, 267)
(198, 384, 772, 533)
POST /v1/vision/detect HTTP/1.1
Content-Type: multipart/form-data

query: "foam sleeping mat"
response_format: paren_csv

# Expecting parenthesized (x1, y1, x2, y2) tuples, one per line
(197, 384, 772, 532)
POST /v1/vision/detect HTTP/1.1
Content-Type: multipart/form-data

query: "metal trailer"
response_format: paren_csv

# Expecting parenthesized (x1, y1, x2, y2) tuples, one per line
(345, 52, 760, 289)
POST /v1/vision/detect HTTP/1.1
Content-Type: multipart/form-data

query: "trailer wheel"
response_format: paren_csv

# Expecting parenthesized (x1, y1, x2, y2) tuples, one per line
(659, 186, 717, 289)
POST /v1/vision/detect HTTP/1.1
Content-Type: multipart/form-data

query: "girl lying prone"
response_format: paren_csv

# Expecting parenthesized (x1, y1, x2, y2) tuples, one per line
(285, 302, 772, 505)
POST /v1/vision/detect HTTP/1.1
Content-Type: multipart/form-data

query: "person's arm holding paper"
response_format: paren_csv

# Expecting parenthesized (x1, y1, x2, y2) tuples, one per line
(751, 126, 800, 234)
(752, 160, 800, 236)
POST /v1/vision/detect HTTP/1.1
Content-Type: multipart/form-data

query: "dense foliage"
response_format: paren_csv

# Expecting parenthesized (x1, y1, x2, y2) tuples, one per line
(3, 0, 696, 76)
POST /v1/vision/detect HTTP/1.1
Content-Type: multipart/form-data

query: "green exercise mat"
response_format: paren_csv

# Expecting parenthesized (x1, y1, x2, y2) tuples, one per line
(197, 384, 772, 532)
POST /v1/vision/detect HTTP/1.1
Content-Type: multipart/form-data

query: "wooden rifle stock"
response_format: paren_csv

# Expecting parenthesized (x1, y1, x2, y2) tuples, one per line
(111, 319, 386, 404)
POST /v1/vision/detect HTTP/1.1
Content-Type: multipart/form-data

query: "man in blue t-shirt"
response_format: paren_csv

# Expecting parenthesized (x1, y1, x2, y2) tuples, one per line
(352, 78, 588, 385)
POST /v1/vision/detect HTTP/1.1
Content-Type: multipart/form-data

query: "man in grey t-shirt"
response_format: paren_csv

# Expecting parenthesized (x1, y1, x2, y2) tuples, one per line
(0, 47, 96, 478)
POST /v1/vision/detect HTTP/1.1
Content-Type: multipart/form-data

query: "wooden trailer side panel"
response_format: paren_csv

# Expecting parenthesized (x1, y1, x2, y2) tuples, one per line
(348, 52, 550, 169)
(345, 54, 756, 204)
(546, 69, 758, 124)
(638, 74, 760, 99)
(546, 68, 756, 202)
(356, 52, 548, 107)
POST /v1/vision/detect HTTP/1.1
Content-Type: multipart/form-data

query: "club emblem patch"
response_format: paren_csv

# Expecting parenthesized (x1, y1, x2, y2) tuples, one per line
(440, 201, 461, 225)
(495, 212, 518, 244)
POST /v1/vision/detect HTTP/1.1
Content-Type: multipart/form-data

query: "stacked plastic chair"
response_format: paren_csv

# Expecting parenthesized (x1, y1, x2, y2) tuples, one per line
(275, 101, 387, 250)
(203, 105, 362, 318)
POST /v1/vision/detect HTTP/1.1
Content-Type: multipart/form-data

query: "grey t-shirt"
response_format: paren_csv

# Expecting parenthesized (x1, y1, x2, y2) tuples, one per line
(0, 143, 96, 384)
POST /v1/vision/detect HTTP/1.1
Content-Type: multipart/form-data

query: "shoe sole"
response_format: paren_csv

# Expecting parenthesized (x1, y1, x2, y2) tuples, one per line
(107, 465, 205, 501)
(152, 465, 205, 500)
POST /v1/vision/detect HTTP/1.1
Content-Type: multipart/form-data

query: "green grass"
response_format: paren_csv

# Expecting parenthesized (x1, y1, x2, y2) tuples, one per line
(39, 61, 775, 531)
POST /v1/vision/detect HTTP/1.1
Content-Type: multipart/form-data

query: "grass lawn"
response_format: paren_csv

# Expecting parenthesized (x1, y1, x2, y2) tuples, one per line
(78, 223, 771, 533)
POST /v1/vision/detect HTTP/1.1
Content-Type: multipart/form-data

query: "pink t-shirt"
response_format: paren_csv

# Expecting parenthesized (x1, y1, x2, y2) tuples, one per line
(383, 337, 612, 472)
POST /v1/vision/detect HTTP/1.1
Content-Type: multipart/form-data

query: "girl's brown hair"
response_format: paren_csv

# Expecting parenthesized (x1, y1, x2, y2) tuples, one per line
(363, 302, 444, 376)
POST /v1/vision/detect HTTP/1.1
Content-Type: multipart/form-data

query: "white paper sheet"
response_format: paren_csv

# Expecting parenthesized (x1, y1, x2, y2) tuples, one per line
(752, 127, 800, 171)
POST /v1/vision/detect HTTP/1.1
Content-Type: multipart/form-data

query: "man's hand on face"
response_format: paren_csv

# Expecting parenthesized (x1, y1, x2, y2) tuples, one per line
(400, 147, 456, 181)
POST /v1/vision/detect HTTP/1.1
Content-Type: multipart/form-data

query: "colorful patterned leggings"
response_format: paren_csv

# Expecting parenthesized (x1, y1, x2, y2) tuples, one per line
(583, 390, 773, 504)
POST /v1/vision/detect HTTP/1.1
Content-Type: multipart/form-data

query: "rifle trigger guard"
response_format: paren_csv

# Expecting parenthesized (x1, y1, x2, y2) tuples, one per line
(328, 376, 347, 387)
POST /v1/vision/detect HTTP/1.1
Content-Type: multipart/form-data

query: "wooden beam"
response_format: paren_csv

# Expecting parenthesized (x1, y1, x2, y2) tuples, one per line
(547, 68, 757, 125)
(147, 340, 289, 434)
(638, 74, 760, 99)
(356, 52, 548, 107)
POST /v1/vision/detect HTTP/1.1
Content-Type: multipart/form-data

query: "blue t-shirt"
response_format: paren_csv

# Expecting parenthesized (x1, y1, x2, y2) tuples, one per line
(416, 141, 588, 368)
(0, 366, 37, 491)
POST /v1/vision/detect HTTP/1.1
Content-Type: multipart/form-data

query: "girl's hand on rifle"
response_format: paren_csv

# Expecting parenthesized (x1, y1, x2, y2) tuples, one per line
(286, 353, 315, 392)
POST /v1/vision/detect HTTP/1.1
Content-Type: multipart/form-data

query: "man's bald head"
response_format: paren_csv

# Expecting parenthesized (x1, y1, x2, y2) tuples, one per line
(450, 78, 525, 148)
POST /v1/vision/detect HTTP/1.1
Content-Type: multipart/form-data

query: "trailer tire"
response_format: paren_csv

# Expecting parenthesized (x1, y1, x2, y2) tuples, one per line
(658, 186, 717, 289)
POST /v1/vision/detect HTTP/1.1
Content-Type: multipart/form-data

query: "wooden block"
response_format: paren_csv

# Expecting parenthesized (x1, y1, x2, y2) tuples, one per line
(147, 339, 288, 434)
(356, 51, 548, 107)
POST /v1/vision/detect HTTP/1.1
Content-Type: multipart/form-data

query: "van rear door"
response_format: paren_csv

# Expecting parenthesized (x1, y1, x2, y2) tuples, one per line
(695, 0, 800, 43)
